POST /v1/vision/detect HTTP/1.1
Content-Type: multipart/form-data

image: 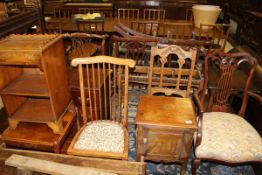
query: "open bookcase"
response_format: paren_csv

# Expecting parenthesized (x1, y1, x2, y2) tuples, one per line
(0, 34, 76, 152)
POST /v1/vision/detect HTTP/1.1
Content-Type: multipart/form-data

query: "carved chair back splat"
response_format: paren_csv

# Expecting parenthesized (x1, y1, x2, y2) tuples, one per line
(199, 49, 257, 116)
(148, 45, 198, 97)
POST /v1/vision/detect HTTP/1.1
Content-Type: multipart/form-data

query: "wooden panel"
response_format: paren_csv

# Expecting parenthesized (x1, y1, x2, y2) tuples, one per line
(42, 37, 71, 121)
(0, 9, 42, 38)
(1, 74, 48, 97)
(1, 95, 27, 117)
(5, 154, 117, 175)
(9, 98, 54, 123)
(136, 96, 197, 129)
(0, 145, 146, 175)
(1, 110, 75, 153)
(0, 66, 23, 91)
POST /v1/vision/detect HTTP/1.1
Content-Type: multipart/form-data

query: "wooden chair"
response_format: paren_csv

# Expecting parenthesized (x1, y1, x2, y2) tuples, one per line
(131, 20, 160, 36)
(111, 35, 158, 85)
(114, 22, 160, 39)
(148, 44, 198, 97)
(65, 33, 108, 61)
(45, 20, 62, 34)
(76, 20, 105, 34)
(143, 9, 165, 22)
(185, 7, 193, 21)
(198, 23, 231, 51)
(141, 44, 198, 174)
(192, 49, 262, 174)
(162, 22, 194, 39)
(67, 56, 135, 159)
(117, 8, 139, 23)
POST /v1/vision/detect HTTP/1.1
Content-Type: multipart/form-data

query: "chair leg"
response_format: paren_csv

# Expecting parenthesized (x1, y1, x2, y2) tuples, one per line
(192, 158, 201, 175)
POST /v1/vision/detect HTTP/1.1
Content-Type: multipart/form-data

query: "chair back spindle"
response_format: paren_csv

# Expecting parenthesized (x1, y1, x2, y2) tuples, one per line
(71, 56, 135, 126)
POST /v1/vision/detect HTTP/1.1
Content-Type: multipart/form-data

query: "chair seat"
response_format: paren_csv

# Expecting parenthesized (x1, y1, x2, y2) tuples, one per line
(74, 120, 124, 153)
(195, 112, 262, 163)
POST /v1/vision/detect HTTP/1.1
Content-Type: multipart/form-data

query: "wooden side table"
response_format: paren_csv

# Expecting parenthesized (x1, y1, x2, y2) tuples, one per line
(136, 96, 197, 175)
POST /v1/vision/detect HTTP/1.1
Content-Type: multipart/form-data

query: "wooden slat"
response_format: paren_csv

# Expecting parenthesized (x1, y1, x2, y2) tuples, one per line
(0, 144, 145, 175)
(5, 154, 117, 175)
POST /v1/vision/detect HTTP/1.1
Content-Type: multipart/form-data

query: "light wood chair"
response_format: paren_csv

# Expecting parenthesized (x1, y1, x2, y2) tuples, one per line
(162, 22, 194, 39)
(198, 23, 231, 51)
(117, 8, 139, 23)
(143, 9, 165, 22)
(67, 56, 135, 160)
(192, 49, 262, 174)
(148, 44, 198, 97)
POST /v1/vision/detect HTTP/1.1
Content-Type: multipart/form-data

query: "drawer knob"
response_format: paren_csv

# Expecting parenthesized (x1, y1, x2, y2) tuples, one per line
(143, 138, 147, 144)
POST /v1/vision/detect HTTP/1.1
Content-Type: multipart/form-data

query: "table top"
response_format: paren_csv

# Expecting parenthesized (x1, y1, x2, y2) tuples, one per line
(136, 96, 197, 129)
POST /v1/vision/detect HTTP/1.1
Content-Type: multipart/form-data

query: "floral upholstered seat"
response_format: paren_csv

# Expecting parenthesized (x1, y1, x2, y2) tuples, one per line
(195, 112, 262, 163)
(74, 121, 125, 153)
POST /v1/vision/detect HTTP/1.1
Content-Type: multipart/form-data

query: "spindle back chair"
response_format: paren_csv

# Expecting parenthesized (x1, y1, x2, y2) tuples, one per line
(68, 56, 135, 159)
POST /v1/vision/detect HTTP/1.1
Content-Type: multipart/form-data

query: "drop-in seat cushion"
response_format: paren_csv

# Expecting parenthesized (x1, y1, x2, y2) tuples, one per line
(195, 112, 262, 163)
(74, 120, 124, 153)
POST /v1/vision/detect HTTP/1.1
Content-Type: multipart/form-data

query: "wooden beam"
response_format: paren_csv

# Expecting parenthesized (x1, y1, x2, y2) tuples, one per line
(6, 154, 117, 175)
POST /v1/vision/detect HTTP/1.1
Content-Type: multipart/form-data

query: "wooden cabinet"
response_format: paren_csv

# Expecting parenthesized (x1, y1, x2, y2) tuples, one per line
(136, 96, 197, 175)
(0, 34, 71, 134)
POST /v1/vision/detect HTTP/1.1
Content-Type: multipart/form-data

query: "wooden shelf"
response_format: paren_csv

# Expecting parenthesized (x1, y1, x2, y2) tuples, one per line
(1, 74, 49, 97)
(10, 98, 55, 123)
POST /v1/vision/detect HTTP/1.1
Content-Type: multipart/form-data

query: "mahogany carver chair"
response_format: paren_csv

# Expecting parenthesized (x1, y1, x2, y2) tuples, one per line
(67, 56, 135, 159)
(192, 50, 262, 174)
(148, 44, 198, 96)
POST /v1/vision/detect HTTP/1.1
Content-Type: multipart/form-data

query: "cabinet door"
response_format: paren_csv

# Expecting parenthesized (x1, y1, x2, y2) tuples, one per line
(138, 126, 193, 162)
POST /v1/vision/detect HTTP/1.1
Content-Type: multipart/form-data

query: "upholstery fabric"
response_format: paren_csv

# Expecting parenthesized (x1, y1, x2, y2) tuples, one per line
(195, 112, 262, 163)
(74, 120, 124, 153)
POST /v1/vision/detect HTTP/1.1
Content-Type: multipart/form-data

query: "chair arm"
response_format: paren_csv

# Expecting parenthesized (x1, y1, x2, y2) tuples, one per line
(195, 114, 203, 148)
(193, 89, 204, 148)
(193, 89, 205, 114)
(247, 91, 262, 104)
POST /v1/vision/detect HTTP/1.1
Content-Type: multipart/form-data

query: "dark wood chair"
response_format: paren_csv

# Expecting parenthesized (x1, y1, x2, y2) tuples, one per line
(67, 56, 135, 160)
(65, 32, 108, 61)
(110, 35, 158, 85)
(192, 49, 262, 174)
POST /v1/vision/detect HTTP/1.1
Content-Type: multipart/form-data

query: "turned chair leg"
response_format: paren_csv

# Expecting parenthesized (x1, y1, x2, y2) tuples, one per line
(192, 158, 201, 175)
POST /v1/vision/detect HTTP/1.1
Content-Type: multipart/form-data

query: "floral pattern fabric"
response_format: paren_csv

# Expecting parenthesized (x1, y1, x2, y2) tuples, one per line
(195, 112, 262, 163)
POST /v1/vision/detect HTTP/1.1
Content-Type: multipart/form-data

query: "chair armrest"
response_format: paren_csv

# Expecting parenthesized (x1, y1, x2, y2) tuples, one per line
(193, 89, 204, 148)
(193, 89, 205, 114)
(248, 91, 262, 104)
(195, 114, 203, 148)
